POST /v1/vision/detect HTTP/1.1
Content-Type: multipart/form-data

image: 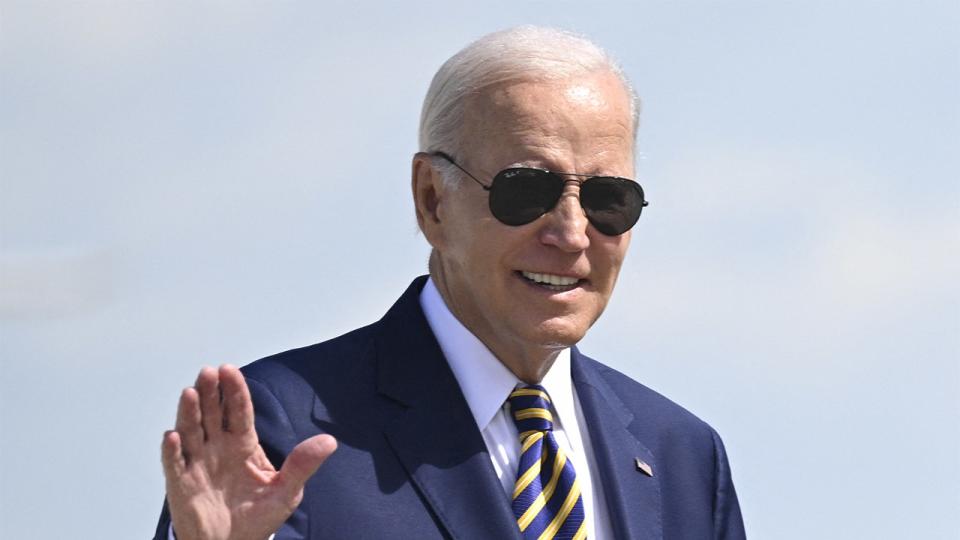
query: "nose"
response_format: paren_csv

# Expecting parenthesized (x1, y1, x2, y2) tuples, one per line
(538, 180, 591, 252)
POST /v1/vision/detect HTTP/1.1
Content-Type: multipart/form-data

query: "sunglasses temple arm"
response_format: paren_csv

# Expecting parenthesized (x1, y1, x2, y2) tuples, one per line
(447, 160, 492, 191)
(432, 152, 492, 191)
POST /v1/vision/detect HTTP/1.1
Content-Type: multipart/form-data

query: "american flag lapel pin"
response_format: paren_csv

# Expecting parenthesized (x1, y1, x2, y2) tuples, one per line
(635, 457, 653, 477)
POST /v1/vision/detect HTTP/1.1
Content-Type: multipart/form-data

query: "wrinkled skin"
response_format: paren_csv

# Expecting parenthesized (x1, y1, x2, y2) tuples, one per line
(412, 70, 635, 382)
(161, 365, 336, 540)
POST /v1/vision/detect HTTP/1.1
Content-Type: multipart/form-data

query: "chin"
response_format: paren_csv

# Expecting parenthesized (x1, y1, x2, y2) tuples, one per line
(528, 317, 591, 349)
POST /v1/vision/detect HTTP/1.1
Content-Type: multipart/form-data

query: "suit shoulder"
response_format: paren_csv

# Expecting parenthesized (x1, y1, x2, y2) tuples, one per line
(579, 353, 718, 438)
(240, 321, 379, 392)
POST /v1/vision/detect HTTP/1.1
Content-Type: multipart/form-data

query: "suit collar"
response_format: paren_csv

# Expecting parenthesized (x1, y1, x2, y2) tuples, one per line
(374, 276, 521, 540)
(572, 348, 664, 540)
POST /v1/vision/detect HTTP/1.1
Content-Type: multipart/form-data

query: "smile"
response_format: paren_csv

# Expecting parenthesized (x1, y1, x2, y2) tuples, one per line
(519, 271, 583, 292)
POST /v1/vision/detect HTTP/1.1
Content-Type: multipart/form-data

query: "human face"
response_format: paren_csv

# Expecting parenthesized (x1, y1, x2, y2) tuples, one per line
(417, 71, 635, 379)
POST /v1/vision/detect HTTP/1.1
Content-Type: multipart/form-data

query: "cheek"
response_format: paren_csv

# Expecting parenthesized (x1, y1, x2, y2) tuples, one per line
(593, 239, 628, 274)
(438, 200, 483, 255)
(444, 226, 504, 284)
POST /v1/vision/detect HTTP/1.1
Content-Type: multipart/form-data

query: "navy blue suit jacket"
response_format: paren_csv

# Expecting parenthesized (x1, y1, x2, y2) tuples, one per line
(155, 276, 745, 539)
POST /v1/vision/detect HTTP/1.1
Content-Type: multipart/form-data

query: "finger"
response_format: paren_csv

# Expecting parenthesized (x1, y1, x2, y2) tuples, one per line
(175, 387, 204, 459)
(161, 430, 186, 476)
(219, 364, 254, 435)
(195, 366, 222, 440)
(276, 434, 337, 500)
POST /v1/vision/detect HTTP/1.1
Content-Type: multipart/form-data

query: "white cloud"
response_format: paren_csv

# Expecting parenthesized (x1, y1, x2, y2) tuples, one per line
(0, 247, 116, 319)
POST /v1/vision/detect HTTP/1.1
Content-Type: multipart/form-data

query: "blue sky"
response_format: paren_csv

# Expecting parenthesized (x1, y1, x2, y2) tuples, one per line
(2, 1, 958, 538)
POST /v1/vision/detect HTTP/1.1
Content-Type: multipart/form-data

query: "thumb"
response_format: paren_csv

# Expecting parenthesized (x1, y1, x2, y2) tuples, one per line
(277, 434, 337, 498)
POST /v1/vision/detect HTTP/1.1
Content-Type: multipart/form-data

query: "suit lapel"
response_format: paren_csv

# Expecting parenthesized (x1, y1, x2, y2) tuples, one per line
(572, 348, 664, 540)
(376, 278, 521, 540)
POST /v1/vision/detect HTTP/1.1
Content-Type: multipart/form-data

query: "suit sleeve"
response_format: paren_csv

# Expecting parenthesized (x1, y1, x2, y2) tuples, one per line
(711, 428, 747, 539)
(151, 499, 173, 540)
(245, 376, 311, 540)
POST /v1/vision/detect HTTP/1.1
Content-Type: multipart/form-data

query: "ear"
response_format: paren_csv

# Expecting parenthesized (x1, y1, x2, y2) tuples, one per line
(411, 152, 447, 249)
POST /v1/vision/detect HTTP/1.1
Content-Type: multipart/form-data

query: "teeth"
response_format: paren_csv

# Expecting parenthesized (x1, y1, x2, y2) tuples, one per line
(521, 271, 580, 286)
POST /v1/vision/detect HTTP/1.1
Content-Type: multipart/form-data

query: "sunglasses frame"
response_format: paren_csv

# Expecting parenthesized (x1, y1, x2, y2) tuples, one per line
(430, 151, 649, 235)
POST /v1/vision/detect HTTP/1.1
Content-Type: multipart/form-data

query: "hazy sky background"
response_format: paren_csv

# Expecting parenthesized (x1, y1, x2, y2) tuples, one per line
(2, 1, 958, 538)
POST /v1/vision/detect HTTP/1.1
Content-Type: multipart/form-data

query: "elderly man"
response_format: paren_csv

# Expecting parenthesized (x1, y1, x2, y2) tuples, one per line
(155, 26, 745, 540)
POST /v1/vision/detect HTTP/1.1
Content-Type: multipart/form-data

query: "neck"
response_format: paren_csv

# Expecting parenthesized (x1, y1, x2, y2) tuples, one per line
(428, 255, 562, 384)
(493, 342, 562, 384)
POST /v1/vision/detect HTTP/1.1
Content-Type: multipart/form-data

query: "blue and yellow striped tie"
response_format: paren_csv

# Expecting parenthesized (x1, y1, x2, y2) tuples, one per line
(509, 385, 586, 540)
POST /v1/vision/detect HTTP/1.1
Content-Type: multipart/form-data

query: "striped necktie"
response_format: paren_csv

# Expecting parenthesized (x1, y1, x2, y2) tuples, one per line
(509, 385, 586, 540)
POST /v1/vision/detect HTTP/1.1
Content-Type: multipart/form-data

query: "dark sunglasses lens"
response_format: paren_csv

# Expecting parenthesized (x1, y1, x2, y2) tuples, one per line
(488, 169, 563, 226)
(580, 178, 645, 235)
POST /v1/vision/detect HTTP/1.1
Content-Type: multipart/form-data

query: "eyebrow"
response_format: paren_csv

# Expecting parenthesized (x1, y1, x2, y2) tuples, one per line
(503, 163, 626, 178)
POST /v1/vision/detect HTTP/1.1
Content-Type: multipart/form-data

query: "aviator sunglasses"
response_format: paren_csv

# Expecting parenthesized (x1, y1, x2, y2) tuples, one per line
(432, 152, 649, 236)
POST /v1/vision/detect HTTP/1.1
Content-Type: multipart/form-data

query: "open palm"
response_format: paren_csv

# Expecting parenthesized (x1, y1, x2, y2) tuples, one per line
(161, 365, 336, 540)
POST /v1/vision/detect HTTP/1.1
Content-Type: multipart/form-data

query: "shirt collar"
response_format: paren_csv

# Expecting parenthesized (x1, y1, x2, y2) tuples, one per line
(419, 277, 573, 431)
(539, 347, 574, 431)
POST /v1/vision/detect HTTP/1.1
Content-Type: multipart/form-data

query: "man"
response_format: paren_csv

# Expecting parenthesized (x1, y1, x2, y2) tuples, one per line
(155, 26, 746, 539)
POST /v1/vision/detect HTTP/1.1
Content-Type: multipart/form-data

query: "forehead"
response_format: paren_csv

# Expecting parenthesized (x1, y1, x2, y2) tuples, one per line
(459, 72, 634, 170)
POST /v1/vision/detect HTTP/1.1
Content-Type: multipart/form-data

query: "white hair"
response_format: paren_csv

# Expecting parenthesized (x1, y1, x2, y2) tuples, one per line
(418, 25, 640, 183)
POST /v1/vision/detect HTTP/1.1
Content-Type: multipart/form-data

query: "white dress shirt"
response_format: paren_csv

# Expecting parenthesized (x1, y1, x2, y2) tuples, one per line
(420, 278, 613, 540)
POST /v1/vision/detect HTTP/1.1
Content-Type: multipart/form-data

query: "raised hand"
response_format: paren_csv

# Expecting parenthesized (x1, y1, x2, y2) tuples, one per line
(161, 365, 337, 540)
